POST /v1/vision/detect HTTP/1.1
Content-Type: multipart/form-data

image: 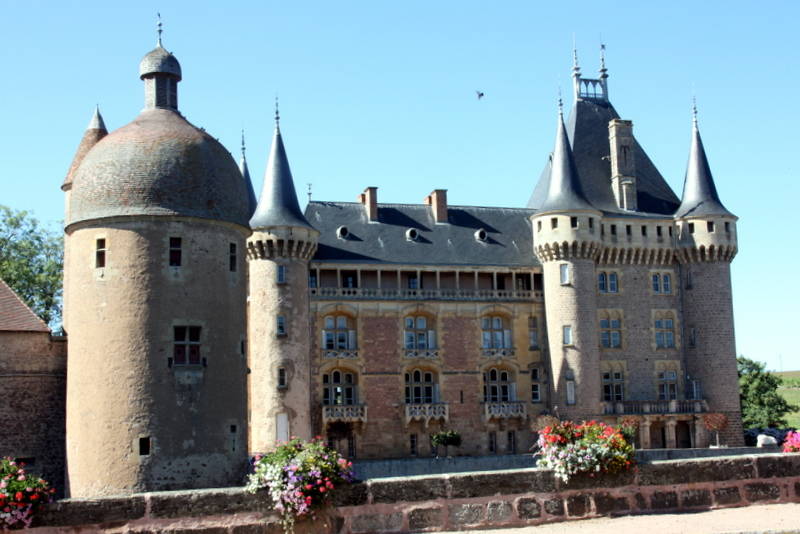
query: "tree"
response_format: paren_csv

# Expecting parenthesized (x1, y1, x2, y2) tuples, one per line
(431, 429, 462, 458)
(0, 206, 63, 328)
(325, 421, 353, 455)
(701, 412, 728, 446)
(738, 355, 798, 428)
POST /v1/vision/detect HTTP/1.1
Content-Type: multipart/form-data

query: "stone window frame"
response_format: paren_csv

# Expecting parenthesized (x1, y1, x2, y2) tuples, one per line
(481, 315, 512, 350)
(597, 271, 619, 293)
(404, 366, 440, 405)
(651, 270, 673, 295)
(528, 316, 540, 350)
(656, 360, 682, 400)
(173, 324, 202, 366)
(322, 368, 358, 406)
(599, 309, 623, 349)
(404, 315, 436, 350)
(322, 314, 357, 350)
(601, 361, 627, 402)
(482, 365, 517, 403)
(653, 310, 678, 349)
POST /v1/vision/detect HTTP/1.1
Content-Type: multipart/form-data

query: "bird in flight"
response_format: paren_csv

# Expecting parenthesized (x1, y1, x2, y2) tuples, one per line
(476, 91, 484, 100)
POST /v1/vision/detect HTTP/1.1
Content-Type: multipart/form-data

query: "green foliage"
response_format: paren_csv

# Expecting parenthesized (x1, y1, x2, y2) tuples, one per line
(0, 206, 63, 328)
(431, 429, 462, 457)
(738, 356, 799, 428)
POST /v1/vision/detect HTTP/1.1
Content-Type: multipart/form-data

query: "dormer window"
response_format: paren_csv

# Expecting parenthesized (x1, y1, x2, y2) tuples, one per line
(406, 228, 419, 241)
(474, 229, 488, 242)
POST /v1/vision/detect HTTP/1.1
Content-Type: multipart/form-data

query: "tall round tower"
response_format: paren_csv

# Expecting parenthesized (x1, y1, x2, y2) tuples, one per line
(675, 109, 741, 445)
(247, 109, 319, 453)
(531, 103, 603, 421)
(63, 33, 250, 497)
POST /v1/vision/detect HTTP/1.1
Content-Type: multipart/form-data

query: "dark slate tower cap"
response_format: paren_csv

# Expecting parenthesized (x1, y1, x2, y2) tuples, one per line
(675, 113, 734, 218)
(537, 103, 597, 213)
(250, 114, 315, 232)
(139, 45, 182, 80)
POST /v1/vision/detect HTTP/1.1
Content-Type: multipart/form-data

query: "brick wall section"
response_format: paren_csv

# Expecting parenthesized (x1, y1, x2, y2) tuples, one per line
(27, 453, 800, 533)
(0, 331, 66, 496)
(681, 261, 743, 445)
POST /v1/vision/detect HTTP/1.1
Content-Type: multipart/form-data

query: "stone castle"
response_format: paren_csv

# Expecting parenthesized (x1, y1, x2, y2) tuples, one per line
(0, 35, 742, 498)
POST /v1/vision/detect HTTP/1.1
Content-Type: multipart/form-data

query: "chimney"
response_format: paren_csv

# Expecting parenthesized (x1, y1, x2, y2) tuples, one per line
(359, 187, 379, 221)
(424, 189, 448, 223)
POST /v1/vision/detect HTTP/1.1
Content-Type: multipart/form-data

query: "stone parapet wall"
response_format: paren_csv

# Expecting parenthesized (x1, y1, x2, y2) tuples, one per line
(28, 454, 800, 533)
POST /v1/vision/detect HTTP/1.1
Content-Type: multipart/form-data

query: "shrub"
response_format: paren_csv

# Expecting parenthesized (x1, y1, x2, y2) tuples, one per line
(702, 412, 729, 446)
(536, 420, 635, 483)
(0, 458, 54, 530)
(246, 438, 354, 534)
(744, 427, 797, 446)
(431, 430, 462, 457)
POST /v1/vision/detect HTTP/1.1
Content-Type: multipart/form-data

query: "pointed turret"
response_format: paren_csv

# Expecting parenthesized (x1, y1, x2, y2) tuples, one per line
(675, 112, 734, 218)
(63, 106, 108, 191)
(249, 113, 315, 231)
(538, 103, 596, 213)
(239, 131, 258, 220)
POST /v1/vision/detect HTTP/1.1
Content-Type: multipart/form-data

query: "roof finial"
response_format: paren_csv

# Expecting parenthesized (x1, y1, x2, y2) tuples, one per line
(692, 85, 698, 125)
(599, 40, 606, 70)
(157, 13, 163, 47)
(241, 128, 246, 157)
(558, 77, 563, 118)
(572, 33, 579, 71)
(275, 93, 280, 126)
(307, 182, 312, 203)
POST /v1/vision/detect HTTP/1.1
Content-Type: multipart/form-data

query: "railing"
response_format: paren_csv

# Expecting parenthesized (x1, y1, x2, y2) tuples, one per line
(322, 404, 367, 424)
(481, 348, 516, 359)
(321, 349, 359, 359)
(405, 349, 439, 359)
(404, 403, 449, 427)
(482, 401, 527, 423)
(602, 399, 708, 415)
(310, 287, 542, 302)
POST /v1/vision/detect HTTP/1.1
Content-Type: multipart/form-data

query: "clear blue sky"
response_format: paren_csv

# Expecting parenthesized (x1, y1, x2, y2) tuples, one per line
(2, 1, 798, 371)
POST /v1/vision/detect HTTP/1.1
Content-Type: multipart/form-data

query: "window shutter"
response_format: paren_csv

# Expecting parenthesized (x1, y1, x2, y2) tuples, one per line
(434, 383, 440, 403)
(322, 330, 328, 348)
(354, 385, 359, 404)
(427, 330, 435, 349)
(510, 382, 517, 401)
(503, 330, 511, 348)
(348, 330, 356, 350)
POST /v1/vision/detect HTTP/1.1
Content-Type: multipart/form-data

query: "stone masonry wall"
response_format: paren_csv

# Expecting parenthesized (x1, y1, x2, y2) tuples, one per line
(26, 453, 800, 533)
(0, 331, 67, 497)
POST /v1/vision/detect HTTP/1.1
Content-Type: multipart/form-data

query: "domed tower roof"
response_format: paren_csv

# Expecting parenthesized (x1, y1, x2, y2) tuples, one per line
(139, 44, 182, 81)
(66, 30, 250, 230)
(68, 110, 250, 228)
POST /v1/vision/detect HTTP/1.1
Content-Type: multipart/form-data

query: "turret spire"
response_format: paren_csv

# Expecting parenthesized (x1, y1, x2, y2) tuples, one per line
(239, 129, 258, 220)
(538, 98, 595, 213)
(63, 106, 109, 191)
(249, 112, 316, 231)
(675, 99, 734, 218)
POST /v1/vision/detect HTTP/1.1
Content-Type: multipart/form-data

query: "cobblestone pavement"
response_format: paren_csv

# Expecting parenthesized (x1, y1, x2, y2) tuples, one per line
(452, 503, 800, 534)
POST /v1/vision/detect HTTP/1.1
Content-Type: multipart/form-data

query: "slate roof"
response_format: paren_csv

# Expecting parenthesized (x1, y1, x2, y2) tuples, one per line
(675, 120, 734, 219)
(250, 124, 315, 231)
(528, 98, 681, 217)
(537, 108, 597, 213)
(67, 109, 250, 229)
(239, 152, 258, 220)
(139, 44, 182, 80)
(0, 279, 49, 333)
(306, 201, 539, 268)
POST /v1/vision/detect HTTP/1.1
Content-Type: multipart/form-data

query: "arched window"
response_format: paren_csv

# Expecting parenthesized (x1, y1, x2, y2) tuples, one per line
(656, 362, 680, 400)
(404, 368, 439, 404)
(601, 362, 625, 401)
(404, 316, 436, 350)
(483, 367, 516, 402)
(481, 316, 511, 349)
(322, 315, 356, 350)
(654, 312, 676, 348)
(322, 369, 357, 405)
(598, 272, 618, 293)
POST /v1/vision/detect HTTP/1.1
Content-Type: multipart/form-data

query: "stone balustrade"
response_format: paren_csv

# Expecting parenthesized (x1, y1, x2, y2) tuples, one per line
(322, 404, 368, 424)
(310, 287, 542, 302)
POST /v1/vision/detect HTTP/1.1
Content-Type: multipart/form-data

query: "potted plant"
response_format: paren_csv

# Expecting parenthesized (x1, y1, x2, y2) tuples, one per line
(702, 412, 729, 447)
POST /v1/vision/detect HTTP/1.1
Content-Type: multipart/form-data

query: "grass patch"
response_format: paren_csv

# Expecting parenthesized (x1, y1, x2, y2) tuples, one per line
(777, 386, 800, 429)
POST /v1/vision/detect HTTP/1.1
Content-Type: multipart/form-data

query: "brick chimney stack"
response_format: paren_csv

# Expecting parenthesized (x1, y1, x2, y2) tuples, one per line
(358, 187, 379, 221)
(424, 189, 448, 223)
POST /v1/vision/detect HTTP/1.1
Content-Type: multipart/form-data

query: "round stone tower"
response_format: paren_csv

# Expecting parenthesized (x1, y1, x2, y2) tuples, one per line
(675, 111, 742, 445)
(531, 104, 603, 421)
(247, 110, 319, 453)
(63, 35, 250, 497)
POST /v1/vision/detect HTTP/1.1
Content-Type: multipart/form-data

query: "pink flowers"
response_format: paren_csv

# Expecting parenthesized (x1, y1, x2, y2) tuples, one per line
(784, 431, 800, 453)
(0, 457, 52, 529)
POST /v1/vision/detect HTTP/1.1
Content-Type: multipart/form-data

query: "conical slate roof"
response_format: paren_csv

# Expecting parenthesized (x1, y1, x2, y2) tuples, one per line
(528, 99, 680, 215)
(536, 107, 596, 213)
(239, 143, 258, 220)
(63, 106, 108, 190)
(675, 118, 734, 218)
(249, 122, 315, 231)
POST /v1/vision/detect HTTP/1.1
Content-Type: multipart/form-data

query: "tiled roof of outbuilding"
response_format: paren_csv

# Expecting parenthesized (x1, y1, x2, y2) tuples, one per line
(528, 99, 680, 216)
(67, 109, 250, 228)
(306, 201, 538, 267)
(0, 279, 49, 333)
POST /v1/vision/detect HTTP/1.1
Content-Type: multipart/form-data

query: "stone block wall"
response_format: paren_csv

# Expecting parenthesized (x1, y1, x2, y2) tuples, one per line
(0, 331, 67, 496)
(25, 453, 800, 533)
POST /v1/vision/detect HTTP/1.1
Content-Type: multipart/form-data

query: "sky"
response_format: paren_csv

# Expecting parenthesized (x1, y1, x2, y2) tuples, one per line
(1, 1, 798, 372)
